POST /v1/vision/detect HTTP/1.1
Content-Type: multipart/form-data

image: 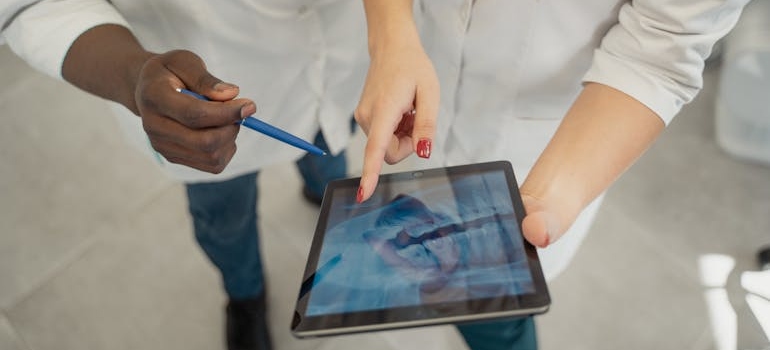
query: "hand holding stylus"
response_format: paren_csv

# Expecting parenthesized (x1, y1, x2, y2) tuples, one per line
(133, 50, 256, 174)
(177, 88, 326, 156)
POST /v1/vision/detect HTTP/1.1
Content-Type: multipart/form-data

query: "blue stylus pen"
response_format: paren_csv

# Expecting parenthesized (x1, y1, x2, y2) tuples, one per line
(176, 88, 326, 156)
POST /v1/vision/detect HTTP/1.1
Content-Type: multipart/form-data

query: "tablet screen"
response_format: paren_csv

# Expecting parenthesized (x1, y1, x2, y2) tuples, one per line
(292, 161, 549, 337)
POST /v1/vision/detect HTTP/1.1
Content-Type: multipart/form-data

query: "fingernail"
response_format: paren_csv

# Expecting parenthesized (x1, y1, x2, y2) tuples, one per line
(240, 102, 256, 119)
(214, 82, 238, 92)
(416, 138, 432, 159)
(356, 186, 364, 203)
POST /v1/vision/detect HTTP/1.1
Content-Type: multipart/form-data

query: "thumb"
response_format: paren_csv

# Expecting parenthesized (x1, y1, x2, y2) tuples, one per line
(163, 50, 240, 101)
(520, 194, 563, 248)
(521, 211, 560, 248)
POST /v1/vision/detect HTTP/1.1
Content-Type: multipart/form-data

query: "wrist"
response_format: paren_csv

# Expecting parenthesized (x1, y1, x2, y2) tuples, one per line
(62, 24, 154, 115)
(124, 51, 156, 114)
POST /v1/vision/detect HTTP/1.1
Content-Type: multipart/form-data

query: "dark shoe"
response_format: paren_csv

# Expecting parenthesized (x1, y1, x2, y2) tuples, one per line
(302, 186, 323, 206)
(226, 294, 272, 350)
(759, 245, 770, 270)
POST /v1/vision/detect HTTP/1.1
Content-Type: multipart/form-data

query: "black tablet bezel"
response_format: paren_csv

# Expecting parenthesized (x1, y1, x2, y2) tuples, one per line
(291, 161, 550, 338)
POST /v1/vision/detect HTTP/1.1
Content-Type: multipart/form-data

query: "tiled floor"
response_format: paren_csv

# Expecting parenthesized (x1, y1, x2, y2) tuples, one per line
(1, 43, 769, 350)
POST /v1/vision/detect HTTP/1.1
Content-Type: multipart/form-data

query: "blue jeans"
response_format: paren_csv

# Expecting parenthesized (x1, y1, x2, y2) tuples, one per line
(458, 317, 537, 350)
(185, 130, 347, 299)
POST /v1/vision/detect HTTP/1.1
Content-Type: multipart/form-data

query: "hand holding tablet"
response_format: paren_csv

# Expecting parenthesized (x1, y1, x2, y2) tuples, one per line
(291, 161, 550, 337)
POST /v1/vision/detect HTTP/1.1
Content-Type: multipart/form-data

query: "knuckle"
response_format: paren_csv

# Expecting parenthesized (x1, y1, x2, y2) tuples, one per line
(364, 140, 380, 155)
(181, 105, 208, 128)
(196, 74, 217, 91)
(141, 119, 155, 134)
(199, 138, 235, 174)
(135, 85, 158, 112)
(418, 120, 436, 132)
(194, 154, 220, 173)
(206, 159, 226, 174)
(371, 100, 392, 114)
(145, 133, 171, 152)
(205, 151, 229, 174)
(166, 49, 201, 63)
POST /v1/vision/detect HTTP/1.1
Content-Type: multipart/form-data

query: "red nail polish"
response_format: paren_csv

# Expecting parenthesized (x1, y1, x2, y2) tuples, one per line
(356, 186, 364, 203)
(416, 138, 432, 159)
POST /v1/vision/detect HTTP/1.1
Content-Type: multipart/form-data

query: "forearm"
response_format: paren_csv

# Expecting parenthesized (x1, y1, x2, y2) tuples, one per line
(62, 24, 154, 115)
(362, 0, 419, 56)
(521, 82, 665, 221)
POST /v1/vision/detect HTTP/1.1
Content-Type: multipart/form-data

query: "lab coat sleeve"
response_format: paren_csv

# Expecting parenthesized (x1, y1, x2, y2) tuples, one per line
(1, 0, 129, 79)
(582, 0, 749, 124)
(0, 0, 38, 34)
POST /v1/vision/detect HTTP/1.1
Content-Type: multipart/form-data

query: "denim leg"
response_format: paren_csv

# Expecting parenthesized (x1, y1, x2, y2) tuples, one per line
(185, 172, 264, 299)
(296, 128, 350, 199)
(457, 317, 538, 350)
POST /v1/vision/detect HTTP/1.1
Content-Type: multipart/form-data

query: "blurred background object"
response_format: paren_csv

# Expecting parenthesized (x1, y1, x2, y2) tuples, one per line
(715, 0, 770, 167)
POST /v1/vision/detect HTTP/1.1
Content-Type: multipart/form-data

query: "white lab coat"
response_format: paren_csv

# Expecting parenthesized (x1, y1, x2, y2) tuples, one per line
(1, 0, 370, 183)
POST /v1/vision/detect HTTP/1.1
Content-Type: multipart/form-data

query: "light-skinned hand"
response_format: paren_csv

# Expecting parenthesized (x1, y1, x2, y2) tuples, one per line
(354, 36, 440, 203)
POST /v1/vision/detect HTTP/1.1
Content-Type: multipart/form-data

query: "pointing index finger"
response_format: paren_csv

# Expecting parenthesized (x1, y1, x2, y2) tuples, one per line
(358, 106, 404, 203)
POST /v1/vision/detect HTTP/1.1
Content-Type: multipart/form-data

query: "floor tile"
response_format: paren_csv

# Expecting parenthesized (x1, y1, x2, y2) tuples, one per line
(6, 185, 225, 350)
(0, 47, 173, 309)
(0, 314, 27, 350)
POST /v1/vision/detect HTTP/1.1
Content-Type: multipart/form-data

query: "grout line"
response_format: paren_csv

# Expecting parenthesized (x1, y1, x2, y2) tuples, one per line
(3, 304, 42, 350)
(0, 169, 176, 313)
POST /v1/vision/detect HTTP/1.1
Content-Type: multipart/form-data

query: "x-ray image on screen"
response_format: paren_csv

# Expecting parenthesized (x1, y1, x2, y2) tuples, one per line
(305, 170, 534, 316)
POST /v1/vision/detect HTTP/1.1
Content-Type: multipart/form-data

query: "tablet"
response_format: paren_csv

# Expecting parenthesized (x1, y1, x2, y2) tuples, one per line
(291, 161, 550, 338)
